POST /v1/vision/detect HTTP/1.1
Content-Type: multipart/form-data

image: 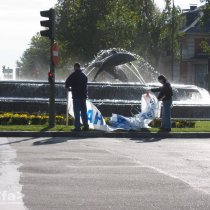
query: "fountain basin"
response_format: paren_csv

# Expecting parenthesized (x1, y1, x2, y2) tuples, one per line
(0, 81, 210, 119)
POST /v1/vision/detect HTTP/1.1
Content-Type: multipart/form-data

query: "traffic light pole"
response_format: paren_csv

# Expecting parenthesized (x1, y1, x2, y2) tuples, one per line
(40, 8, 56, 127)
(49, 38, 55, 127)
(208, 58, 210, 91)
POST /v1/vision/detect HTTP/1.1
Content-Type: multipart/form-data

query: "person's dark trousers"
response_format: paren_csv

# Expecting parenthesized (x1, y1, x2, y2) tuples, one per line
(162, 99, 172, 129)
(73, 99, 89, 130)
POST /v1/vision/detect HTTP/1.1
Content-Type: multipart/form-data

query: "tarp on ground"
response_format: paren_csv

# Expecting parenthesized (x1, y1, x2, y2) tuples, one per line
(109, 93, 161, 130)
(67, 92, 160, 131)
(67, 92, 108, 131)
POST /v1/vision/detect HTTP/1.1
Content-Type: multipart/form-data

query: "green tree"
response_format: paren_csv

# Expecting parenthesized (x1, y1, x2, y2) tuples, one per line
(96, 0, 138, 50)
(56, 0, 114, 62)
(127, 0, 182, 65)
(199, 1, 210, 56)
(161, 0, 183, 56)
(18, 0, 183, 78)
(55, 0, 183, 66)
(17, 34, 50, 80)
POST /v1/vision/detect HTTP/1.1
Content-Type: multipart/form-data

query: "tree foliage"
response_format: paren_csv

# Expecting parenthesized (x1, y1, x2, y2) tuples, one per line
(56, 0, 183, 64)
(56, 0, 114, 62)
(17, 0, 183, 79)
(17, 34, 50, 80)
(196, 0, 210, 56)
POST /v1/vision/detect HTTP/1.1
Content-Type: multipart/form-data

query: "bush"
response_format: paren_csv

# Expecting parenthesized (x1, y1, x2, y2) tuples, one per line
(149, 119, 195, 128)
(67, 115, 74, 125)
(173, 120, 195, 128)
(0, 113, 13, 125)
(30, 115, 48, 125)
(10, 113, 29, 125)
(55, 115, 65, 125)
(149, 119, 161, 128)
(104, 117, 111, 125)
(0, 112, 74, 126)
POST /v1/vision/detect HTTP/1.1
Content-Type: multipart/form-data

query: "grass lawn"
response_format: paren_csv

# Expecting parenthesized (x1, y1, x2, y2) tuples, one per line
(0, 121, 209, 132)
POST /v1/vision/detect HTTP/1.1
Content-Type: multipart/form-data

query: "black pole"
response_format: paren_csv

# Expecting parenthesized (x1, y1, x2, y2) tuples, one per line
(171, 0, 175, 81)
(49, 8, 55, 127)
(40, 8, 55, 127)
(208, 58, 210, 91)
(49, 38, 55, 127)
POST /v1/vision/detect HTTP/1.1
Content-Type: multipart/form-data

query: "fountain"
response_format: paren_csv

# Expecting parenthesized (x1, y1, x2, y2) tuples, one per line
(1, 48, 210, 118)
(85, 48, 156, 83)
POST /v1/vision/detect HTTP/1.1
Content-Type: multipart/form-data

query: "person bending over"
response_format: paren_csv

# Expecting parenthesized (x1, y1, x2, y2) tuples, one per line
(151, 75, 173, 132)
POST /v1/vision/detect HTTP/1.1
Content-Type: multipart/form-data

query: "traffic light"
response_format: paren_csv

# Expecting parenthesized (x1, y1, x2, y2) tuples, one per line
(48, 71, 54, 83)
(40, 8, 55, 40)
(41, 8, 56, 127)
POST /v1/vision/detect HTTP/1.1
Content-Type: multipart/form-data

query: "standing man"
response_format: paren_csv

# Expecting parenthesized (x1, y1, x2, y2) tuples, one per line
(151, 75, 173, 132)
(65, 63, 89, 131)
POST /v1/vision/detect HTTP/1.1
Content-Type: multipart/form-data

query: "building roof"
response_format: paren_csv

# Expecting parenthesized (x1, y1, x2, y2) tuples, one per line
(182, 5, 210, 34)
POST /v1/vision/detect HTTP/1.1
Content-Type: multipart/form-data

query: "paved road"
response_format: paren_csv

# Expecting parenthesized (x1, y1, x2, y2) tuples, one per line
(1, 137, 210, 210)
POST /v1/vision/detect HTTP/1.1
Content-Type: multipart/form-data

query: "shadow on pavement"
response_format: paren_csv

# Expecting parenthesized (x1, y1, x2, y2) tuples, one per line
(32, 137, 90, 146)
(0, 136, 90, 147)
(0, 137, 36, 146)
(130, 137, 164, 143)
(33, 137, 68, 145)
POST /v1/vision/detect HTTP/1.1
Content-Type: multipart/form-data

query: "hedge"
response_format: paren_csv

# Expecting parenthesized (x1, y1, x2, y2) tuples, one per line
(149, 119, 195, 128)
(0, 112, 74, 125)
(0, 112, 196, 128)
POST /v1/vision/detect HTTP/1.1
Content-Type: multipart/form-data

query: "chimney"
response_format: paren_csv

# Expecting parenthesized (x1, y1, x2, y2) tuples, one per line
(190, 4, 197, 11)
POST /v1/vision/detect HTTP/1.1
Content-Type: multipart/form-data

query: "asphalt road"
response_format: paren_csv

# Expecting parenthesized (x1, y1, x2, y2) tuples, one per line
(1, 137, 210, 210)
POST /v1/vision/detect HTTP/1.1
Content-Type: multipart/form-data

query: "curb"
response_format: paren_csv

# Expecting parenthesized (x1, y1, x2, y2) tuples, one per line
(0, 131, 210, 138)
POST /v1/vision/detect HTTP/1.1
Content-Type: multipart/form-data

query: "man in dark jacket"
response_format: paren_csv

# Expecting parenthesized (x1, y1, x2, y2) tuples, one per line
(65, 63, 89, 131)
(151, 75, 173, 132)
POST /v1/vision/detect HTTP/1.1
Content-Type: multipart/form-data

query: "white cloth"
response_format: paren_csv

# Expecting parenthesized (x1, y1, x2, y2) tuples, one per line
(109, 93, 161, 130)
(67, 92, 108, 131)
(67, 92, 160, 131)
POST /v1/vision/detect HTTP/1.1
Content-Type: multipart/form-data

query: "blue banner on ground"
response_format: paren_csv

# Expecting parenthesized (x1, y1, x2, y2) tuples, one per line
(67, 92, 160, 131)
(67, 92, 108, 131)
(109, 93, 161, 130)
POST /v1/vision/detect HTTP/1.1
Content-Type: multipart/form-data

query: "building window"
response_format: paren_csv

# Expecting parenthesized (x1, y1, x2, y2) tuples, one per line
(194, 64, 208, 89)
(195, 38, 209, 57)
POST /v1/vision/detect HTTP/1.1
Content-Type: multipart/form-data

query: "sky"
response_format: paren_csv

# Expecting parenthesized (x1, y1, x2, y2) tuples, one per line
(0, 0, 205, 79)
(155, 0, 204, 10)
